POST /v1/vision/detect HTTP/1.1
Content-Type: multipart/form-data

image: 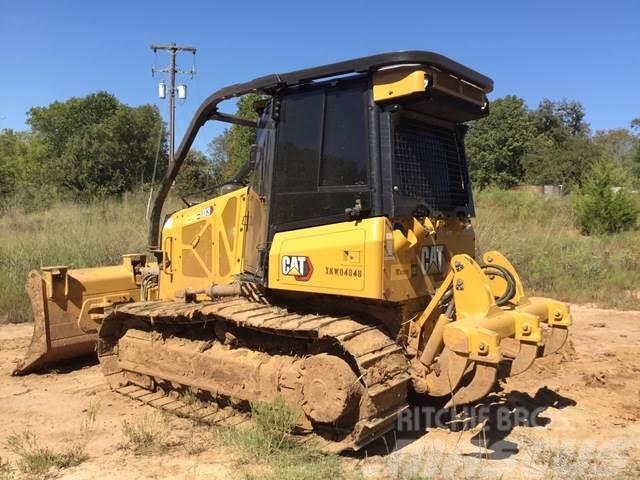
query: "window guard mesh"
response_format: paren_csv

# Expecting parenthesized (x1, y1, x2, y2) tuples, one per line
(393, 118, 469, 213)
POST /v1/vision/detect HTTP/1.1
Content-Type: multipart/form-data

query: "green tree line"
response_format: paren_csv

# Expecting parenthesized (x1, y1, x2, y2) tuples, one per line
(1, 92, 168, 206)
(0, 91, 261, 209)
(1, 91, 639, 231)
(466, 96, 640, 190)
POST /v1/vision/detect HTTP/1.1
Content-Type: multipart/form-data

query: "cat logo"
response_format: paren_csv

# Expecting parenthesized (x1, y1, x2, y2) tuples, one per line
(420, 245, 445, 276)
(281, 255, 314, 281)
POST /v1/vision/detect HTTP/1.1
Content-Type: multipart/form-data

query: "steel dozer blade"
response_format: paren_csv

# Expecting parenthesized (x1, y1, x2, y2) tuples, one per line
(13, 256, 143, 376)
(13, 270, 96, 375)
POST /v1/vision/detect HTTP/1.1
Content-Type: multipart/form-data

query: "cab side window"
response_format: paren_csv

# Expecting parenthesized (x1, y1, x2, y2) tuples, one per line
(269, 79, 370, 234)
(320, 87, 368, 186)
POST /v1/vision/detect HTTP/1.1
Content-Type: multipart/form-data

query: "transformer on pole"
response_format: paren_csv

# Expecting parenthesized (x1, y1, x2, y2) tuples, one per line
(150, 43, 197, 167)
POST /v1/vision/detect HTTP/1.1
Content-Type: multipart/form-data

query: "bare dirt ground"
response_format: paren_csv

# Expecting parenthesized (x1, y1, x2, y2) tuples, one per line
(1, 305, 639, 479)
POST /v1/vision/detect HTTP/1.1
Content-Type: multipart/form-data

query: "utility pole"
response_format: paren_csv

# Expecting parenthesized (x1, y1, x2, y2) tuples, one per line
(151, 43, 197, 166)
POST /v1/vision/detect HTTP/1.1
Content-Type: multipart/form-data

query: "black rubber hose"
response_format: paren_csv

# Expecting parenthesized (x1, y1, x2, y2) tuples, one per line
(436, 263, 516, 320)
(480, 263, 516, 305)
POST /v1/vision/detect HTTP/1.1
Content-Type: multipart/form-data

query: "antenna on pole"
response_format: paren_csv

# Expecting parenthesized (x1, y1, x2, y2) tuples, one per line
(150, 43, 197, 167)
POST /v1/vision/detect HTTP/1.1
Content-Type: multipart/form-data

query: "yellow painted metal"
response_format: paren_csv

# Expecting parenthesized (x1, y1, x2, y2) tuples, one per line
(384, 217, 474, 302)
(411, 248, 570, 402)
(450, 254, 496, 318)
(528, 297, 572, 328)
(41, 255, 143, 334)
(268, 217, 383, 298)
(422, 253, 570, 373)
(511, 311, 542, 342)
(373, 66, 486, 105)
(242, 188, 268, 276)
(159, 187, 249, 299)
(442, 315, 502, 364)
(268, 216, 476, 301)
(419, 313, 450, 367)
(482, 250, 526, 303)
(14, 255, 142, 375)
(373, 68, 427, 102)
(415, 271, 453, 328)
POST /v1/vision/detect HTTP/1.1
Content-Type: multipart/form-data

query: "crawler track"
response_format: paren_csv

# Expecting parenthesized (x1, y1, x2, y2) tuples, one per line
(97, 297, 410, 452)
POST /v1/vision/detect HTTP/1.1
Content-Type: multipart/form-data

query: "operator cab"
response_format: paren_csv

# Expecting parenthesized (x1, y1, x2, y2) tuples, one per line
(251, 61, 490, 241)
(150, 52, 493, 266)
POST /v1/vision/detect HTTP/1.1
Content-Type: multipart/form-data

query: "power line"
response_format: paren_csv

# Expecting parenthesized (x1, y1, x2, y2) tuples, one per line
(150, 43, 197, 167)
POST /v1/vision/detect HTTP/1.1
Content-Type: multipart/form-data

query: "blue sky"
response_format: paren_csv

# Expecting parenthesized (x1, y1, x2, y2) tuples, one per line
(1, 0, 639, 151)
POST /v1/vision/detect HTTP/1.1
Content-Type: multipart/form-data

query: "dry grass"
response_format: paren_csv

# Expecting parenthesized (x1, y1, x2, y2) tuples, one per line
(0, 457, 15, 480)
(3, 431, 87, 479)
(0, 191, 180, 323)
(120, 411, 174, 455)
(80, 400, 101, 435)
(0, 401, 104, 479)
(365, 433, 640, 480)
(1, 188, 638, 324)
(371, 435, 501, 480)
(475, 189, 640, 309)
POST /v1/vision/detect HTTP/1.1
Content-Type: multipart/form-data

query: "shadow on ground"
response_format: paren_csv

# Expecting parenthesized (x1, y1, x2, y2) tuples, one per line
(358, 385, 577, 459)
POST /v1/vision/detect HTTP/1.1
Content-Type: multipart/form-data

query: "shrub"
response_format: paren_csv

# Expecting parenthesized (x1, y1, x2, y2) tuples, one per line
(120, 411, 171, 455)
(4, 431, 87, 477)
(573, 162, 639, 235)
(474, 189, 640, 310)
(218, 398, 345, 480)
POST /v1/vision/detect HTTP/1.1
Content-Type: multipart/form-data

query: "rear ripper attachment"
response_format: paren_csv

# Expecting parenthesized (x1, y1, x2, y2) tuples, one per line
(411, 251, 572, 407)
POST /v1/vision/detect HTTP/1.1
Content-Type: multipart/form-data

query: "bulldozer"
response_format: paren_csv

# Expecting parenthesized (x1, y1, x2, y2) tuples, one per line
(13, 51, 572, 451)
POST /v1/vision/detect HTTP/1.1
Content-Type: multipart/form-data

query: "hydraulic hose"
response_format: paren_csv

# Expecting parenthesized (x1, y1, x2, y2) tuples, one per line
(480, 263, 516, 305)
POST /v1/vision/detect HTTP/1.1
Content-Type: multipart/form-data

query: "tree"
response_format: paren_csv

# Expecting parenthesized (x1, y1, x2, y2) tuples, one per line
(523, 134, 601, 189)
(0, 129, 21, 198)
(531, 98, 589, 140)
(207, 93, 260, 182)
(573, 160, 639, 234)
(592, 128, 638, 183)
(207, 128, 232, 182)
(174, 150, 215, 195)
(631, 119, 640, 177)
(0, 129, 57, 207)
(26, 92, 166, 200)
(554, 99, 589, 137)
(465, 96, 536, 188)
(523, 98, 595, 189)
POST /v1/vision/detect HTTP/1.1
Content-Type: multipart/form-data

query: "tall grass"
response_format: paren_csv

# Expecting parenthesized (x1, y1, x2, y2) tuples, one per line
(0, 189, 638, 324)
(475, 189, 640, 309)
(0, 191, 179, 323)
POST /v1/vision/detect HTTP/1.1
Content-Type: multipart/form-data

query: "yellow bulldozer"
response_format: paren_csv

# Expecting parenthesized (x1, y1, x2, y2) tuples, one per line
(14, 51, 571, 451)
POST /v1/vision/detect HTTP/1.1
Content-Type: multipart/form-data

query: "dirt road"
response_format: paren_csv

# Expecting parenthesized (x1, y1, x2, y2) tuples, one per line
(1, 305, 639, 479)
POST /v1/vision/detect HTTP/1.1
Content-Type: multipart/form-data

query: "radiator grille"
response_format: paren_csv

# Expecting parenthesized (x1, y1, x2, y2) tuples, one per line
(393, 118, 469, 213)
